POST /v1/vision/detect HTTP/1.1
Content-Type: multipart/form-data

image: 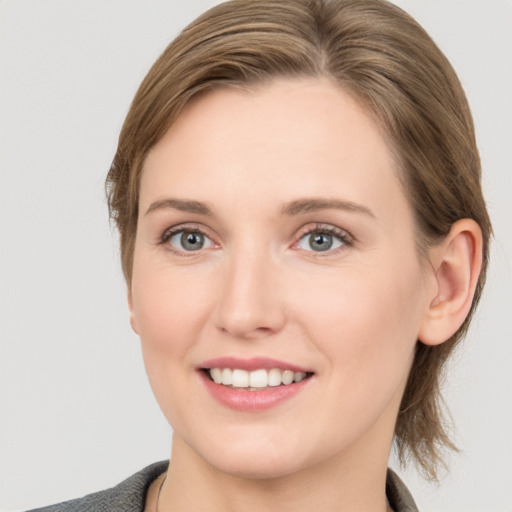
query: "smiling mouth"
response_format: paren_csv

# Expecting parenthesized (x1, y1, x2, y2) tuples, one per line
(202, 368, 314, 390)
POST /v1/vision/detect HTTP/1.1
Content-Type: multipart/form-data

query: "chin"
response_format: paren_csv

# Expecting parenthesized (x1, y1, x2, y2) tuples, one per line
(184, 428, 312, 480)
(208, 450, 304, 480)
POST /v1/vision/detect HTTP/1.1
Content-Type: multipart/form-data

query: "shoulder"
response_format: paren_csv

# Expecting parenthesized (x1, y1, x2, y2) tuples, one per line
(386, 468, 419, 512)
(25, 461, 168, 512)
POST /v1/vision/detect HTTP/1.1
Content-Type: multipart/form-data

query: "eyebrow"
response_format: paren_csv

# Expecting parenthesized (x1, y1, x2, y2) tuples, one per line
(280, 198, 375, 218)
(144, 197, 375, 218)
(145, 198, 213, 216)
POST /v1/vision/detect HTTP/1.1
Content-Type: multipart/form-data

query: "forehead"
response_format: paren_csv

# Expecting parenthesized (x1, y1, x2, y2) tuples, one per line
(141, 77, 410, 226)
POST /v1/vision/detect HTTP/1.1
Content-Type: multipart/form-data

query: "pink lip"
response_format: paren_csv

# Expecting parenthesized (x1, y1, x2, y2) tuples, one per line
(199, 372, 312, 412)
(198, 356, 311, 373)
(197, 357, 314, 412)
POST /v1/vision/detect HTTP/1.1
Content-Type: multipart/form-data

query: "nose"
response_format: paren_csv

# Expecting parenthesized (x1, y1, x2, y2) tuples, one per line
(214, 246, 286, 339)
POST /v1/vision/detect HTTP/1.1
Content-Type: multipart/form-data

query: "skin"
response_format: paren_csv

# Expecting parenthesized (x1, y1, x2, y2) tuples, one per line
(129, 78, 477, 511)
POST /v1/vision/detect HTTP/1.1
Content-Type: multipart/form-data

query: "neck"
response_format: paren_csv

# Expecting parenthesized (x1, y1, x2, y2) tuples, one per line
(158, 435, 393, 512)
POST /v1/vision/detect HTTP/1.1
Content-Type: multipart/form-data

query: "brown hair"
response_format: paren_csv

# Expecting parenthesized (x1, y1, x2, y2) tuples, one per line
(107, 0, 491, 480)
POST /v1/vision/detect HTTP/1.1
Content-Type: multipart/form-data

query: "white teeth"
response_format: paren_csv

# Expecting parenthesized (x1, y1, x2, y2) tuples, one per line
(221, 368, 232, 385)
(294, 372, 306, 383)
(249, 369, 268, 388)
(267, 368, 282, 387)
(211, 367, 222, 384)
(231, 369, 249, 388)
(208, 367, 309, 389)
(281, 370, 294, 385)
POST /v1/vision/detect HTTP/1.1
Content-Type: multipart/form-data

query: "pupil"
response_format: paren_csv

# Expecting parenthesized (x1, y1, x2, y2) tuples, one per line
(311, 233, 332, 251)
(181, 232, 204, 251)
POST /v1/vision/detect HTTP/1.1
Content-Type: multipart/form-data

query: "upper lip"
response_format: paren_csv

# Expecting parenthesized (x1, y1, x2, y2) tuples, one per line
(198, 357, 312, 373)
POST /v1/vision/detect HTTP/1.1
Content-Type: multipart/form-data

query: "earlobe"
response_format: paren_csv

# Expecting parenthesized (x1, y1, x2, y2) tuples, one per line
(127, 288, 139, 335)
(418, 219, 483, 346)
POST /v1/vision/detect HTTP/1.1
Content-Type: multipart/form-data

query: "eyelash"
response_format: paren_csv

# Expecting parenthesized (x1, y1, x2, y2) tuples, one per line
(159, 223, 354, 256)
(294, 224, 354, 255)
(159, 223, 213, 256)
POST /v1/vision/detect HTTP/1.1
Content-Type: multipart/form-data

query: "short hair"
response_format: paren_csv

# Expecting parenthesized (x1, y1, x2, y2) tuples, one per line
(107, 0, 491, 480)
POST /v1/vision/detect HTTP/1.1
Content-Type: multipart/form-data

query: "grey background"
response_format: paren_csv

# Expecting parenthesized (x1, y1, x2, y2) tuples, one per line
(1, 1, 511, 510)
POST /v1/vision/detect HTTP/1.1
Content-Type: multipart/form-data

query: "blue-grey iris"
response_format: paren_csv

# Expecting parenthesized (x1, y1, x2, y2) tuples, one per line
(309, 233, 333, 251)
(181, 232, 204, 251)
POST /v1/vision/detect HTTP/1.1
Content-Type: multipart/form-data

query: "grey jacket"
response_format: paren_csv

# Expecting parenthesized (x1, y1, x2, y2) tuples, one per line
(26, 461, 418, 511)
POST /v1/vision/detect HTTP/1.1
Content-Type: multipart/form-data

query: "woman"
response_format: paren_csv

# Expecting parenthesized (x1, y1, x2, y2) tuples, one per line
(21, 0, 493, 510)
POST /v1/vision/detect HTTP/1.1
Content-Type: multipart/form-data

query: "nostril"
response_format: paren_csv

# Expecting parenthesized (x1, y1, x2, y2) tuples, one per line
(218, 322, 279, 340)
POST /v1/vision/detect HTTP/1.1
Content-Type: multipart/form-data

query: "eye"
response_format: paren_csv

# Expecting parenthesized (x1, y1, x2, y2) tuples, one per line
(165, 229, 214, 252)
(296, 226, 351, 253)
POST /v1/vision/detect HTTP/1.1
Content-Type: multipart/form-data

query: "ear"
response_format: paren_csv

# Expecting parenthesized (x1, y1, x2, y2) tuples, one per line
(418, 219, 483, 346)
(127, 287, 139, 335)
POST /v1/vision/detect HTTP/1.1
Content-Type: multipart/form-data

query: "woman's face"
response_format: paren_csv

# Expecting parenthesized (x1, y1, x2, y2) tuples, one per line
(130, 78, 434, 478)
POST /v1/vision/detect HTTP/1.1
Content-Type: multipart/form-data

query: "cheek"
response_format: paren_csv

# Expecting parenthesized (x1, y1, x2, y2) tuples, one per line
(132, 259, 212, 346)
(295, 258, 424, 391)
(131, 270, 217, 437)
(130, 259, 215, 408)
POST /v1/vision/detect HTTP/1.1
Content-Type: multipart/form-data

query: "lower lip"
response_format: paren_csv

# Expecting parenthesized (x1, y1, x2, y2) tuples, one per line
(199, 371, 312, 412)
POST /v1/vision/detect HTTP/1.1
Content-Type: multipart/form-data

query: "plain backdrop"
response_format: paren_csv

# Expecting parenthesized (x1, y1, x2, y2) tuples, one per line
(1, 1, 511, 511)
